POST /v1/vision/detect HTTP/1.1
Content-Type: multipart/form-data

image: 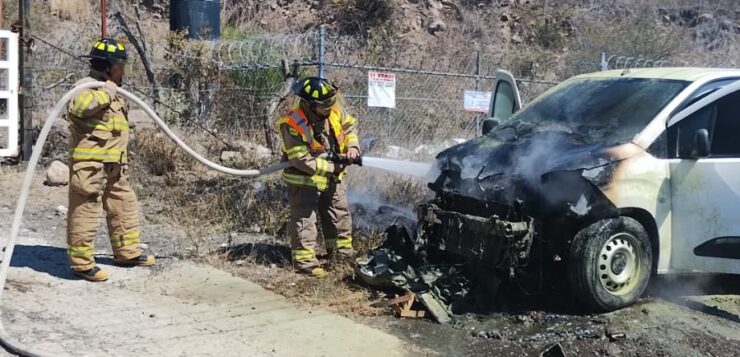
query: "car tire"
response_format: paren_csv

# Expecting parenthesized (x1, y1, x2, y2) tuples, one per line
(567, 216, 653, 312)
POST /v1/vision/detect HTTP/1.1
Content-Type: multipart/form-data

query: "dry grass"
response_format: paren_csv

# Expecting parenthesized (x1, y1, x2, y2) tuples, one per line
(49, 0, 92, 21)
(132, 128, 199, 177)
(203, 229, 391, 317)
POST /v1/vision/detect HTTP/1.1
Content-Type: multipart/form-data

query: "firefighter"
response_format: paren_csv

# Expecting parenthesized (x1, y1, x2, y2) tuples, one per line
(65, 38, 155, 282)
(275, 77, 361, 277)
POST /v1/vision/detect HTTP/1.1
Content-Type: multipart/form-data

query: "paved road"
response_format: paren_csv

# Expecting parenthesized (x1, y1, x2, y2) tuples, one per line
(0, 236, 409, 357)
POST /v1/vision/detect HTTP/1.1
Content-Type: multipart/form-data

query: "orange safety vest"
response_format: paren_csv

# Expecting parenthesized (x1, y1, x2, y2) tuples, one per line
(278, 107, 350, 155)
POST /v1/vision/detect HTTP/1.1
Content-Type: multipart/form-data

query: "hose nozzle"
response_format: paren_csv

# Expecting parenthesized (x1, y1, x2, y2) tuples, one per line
(328, 152, 363, 166)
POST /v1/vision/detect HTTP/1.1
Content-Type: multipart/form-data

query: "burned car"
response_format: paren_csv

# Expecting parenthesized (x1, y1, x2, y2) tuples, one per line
(420, 69, 740, 311)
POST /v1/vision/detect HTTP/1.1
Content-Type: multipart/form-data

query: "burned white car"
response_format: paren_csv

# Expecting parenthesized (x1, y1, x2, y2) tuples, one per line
(421, 68, 740, 311)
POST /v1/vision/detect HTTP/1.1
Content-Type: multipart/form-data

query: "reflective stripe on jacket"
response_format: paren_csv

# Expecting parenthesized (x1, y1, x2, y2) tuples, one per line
(66, 73, 130, 164)
(275, 104, 360, 190)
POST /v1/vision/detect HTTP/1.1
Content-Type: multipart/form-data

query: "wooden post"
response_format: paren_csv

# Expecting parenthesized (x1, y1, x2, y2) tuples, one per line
(19, 0, 32, 161)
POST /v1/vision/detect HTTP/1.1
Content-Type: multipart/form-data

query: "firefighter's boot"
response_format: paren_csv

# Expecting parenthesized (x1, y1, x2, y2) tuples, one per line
(114, 254, 156, 267)
(73, 266, 109, 282)
(297, 266, 328, 278)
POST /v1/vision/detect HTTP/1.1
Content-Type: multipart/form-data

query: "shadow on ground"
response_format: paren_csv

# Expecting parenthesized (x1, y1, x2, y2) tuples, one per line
(647, 274, 740, 323)
(9, 244, 123, 280)
(10, 245, 77, 280)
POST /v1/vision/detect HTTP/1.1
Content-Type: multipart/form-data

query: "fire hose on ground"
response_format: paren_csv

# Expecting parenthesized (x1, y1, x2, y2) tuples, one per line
(0, 81, 427, 356)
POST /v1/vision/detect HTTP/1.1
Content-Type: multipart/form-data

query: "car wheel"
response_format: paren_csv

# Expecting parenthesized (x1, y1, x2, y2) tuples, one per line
(567, 216, 653, 312)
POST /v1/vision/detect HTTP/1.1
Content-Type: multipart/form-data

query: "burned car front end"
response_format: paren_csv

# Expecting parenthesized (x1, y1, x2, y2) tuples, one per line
(418, 131, 624, 284)
(416, 76, 689, 298)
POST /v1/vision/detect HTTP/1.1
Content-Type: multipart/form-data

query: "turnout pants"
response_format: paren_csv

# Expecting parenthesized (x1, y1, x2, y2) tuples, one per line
(289, 180, 353, 270)
(67, 161, 142, 271)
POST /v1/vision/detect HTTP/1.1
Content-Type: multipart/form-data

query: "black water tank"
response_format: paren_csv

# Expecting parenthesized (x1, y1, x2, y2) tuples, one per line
(170, 0, 221, 40)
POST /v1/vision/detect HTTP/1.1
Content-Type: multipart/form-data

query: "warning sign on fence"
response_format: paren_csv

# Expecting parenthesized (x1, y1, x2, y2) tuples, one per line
(367, 71, 396, 108)
(463, 90, 492, 113)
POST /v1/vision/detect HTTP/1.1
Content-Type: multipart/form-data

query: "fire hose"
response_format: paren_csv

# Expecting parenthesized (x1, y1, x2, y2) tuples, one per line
(0, 81, 363, 356)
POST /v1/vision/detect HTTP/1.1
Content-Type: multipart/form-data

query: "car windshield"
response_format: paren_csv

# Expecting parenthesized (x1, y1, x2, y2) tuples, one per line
(491, 77, 689, 145)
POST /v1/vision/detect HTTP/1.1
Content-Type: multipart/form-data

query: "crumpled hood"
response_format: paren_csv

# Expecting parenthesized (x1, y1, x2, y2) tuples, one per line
(429, 131, 638, 204)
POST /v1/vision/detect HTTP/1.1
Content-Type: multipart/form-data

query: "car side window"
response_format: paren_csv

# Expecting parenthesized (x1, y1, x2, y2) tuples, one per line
(668, 105, 715, 158)
(676, 78, 740, 113)
(709, 90, 740, 157)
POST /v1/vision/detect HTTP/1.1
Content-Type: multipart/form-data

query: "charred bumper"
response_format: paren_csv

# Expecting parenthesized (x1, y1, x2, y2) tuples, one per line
(418, 203, 534, 276)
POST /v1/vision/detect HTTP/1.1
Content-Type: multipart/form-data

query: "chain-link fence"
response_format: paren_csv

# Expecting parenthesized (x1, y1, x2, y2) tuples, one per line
(29, 24, 720, 157)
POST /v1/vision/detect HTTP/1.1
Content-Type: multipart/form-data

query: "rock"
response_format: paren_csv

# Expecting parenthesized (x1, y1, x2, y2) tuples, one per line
(428, 20, 447, 35)
(254, 145, 273, 161)
(697, 13, 714, 23)
(220, 151, 243, 163)
(191, 143, 208, 156)
(515, 314, 534, 327)
(55, 205, 68, 216)
(234, 141, 274, 161)
(45, 160, 69, 186)
(127, 109, 156, 130)
(235, 260, 246, 266)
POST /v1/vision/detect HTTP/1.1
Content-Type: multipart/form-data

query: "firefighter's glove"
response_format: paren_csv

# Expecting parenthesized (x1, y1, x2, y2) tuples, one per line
(333, 161, 349, 175)
(103, 80, 118, 100)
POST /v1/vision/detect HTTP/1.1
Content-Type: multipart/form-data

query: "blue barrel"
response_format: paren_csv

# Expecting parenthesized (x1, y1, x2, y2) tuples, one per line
(170, 0, 221, 40)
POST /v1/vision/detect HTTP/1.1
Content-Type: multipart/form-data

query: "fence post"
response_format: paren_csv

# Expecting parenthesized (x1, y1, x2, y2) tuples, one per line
(19, 0, 32, 161)
(474, 50, 481, 135)
(318, 25, 326, 78)
(600, 51, 608, 71)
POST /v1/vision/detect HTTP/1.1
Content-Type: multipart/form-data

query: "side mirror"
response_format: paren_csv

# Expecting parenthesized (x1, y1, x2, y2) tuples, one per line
(481, 118, 500, 135)
(692, 129, 710, 158)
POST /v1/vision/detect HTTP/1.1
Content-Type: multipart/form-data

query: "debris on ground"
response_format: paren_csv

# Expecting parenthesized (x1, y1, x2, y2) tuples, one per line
(371, 293, 426, 319)
(539, 342, 566, 357)
(355, 224, 470, 324)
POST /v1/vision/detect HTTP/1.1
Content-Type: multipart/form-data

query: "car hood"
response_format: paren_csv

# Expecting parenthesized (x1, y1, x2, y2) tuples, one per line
(429, 131, 642, 204)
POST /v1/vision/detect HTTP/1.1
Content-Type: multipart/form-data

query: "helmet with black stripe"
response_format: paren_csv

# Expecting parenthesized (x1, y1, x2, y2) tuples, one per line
(82, 38, 128, 65)
(291, 77, 338, 107)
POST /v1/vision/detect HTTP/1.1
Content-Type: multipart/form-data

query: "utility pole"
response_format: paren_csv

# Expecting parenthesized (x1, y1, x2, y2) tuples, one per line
(101, 0, 107, 37)
(19, 0, 32, 161)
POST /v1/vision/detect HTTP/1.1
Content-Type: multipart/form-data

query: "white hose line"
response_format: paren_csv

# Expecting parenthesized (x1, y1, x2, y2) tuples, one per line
(0, 81, 287, 356)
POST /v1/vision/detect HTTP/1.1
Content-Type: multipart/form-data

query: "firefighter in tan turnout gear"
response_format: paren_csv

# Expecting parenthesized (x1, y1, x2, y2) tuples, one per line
(65, 38, 155, 282)
(276, 77, 361, 277)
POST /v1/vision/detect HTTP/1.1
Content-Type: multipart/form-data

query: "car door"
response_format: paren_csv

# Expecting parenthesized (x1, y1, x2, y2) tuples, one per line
(488, 69, 522, 122)
(667, 81, 740, 274)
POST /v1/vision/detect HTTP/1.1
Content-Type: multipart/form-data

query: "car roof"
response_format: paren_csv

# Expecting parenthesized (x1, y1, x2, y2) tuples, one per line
(573, 67, 740, 82)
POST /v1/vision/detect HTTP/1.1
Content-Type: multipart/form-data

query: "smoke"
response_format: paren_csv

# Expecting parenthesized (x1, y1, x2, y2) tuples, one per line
(648, 274, 740, 298)
(348, 190, 417, 233)
(436, 131, 595, 206)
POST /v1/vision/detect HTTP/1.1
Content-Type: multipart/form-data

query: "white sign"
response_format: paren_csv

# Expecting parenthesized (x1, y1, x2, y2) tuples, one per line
(367, 71, 396, 108)
(464, 90, 492, 113)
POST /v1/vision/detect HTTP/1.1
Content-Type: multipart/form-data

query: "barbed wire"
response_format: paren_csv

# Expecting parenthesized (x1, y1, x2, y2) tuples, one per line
(606, 55, 671, 69)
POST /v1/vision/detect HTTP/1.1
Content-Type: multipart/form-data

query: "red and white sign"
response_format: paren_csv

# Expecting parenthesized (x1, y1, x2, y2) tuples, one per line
(367, 71, 396, 108)
(464, 90, 492, 113)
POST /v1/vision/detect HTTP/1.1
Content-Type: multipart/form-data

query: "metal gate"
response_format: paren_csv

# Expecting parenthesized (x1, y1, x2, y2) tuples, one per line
(0, 30, 18, 158)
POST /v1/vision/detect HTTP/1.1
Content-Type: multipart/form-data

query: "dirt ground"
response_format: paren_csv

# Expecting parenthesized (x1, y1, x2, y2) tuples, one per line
(0, 165, 739, 356)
